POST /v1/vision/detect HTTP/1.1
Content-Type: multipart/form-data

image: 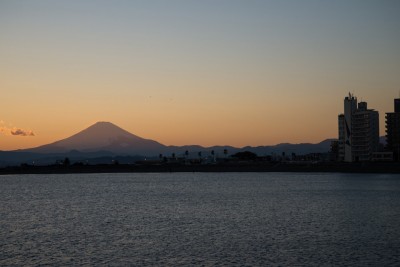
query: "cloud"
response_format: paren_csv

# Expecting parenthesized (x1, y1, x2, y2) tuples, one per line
(0, 127, 8, 134)
(11, 128, 35, 136)
(0, 121, 35, 137)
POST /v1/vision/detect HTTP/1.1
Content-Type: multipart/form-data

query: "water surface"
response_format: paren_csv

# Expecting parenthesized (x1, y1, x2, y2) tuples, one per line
(1, 172, 399, 266)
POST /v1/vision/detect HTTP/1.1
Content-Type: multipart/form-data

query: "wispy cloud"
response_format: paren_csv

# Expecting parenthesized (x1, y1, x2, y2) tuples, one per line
(0, 121, 35, 137)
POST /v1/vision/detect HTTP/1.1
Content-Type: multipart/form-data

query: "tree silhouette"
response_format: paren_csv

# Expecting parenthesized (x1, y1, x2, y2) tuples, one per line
(231, 151, 257, 160)
(63, 157, 70, 166)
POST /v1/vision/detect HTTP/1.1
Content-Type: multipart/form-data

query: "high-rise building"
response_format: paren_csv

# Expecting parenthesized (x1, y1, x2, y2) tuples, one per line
(386, 98, 400, 160)
(395, 98, 400, 113)
(338, 114, 345, 161)
(338, 94, 379, 162)
(352, 102, 379, 161)
(338, 93, 357, 162)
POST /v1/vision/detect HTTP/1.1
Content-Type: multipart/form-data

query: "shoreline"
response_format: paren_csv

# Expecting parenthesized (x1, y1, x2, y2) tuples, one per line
(1, 162, 400, 175)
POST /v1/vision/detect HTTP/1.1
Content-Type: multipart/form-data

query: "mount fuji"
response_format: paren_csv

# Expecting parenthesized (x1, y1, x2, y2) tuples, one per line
(0, 121, 335, 166)
(23, 121, 167, 155)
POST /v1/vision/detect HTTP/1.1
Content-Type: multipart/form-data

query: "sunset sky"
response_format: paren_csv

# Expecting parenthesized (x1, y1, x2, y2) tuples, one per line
(1, 0, 400, 150)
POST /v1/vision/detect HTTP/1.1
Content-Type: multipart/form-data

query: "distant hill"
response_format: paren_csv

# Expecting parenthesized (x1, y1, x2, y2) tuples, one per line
(0, 121, 338, 166)
(240, 139, 335, 156)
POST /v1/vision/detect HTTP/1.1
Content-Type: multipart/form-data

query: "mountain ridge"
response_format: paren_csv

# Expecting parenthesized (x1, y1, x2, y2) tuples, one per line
(0, 121, 339, 166)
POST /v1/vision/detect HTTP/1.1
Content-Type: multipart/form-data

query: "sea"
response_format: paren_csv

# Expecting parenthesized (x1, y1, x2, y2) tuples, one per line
(0, 172, 399, 266)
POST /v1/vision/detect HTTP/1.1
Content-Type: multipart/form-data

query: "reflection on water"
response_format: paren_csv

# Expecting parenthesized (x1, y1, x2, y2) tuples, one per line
(1, 173, 399, 266)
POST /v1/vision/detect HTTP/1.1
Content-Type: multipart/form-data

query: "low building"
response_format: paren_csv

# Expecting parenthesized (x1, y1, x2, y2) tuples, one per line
(371, 152, 393, 162)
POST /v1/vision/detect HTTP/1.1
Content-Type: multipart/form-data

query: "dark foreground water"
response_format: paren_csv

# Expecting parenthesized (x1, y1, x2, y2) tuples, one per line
(1, 173, 399, 266)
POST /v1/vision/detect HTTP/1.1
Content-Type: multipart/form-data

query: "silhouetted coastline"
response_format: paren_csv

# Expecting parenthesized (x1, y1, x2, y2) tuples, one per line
(1, 162, 400, 175)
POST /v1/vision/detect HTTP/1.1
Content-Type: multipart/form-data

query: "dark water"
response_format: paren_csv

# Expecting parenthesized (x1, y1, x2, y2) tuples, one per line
(1, 173, 399, 266)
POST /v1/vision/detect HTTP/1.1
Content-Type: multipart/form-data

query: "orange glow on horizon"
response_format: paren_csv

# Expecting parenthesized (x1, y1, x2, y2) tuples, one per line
(1, 1, 399, 151)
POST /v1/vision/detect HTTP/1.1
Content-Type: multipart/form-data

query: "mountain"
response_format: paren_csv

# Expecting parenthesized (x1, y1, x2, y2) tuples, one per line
(18, 119, 334, 158)
(0, 121, 338, 166)
(22, 121, 166, 155)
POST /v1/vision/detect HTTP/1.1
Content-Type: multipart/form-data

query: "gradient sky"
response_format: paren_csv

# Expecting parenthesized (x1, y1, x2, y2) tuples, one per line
(1, 0, 400, 150)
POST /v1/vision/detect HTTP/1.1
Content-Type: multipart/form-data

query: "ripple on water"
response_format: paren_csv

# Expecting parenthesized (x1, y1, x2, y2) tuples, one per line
(0, 172, 400, 266)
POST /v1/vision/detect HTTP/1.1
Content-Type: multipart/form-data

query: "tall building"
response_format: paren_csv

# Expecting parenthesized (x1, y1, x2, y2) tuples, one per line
(395, 98, 400, 113)
(338, 114, 345, 161)
(352, 102, 379, 161)
(338, 94, 379, 162)
(386, 98, 400, 160)
(338, 93, 357, 162)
